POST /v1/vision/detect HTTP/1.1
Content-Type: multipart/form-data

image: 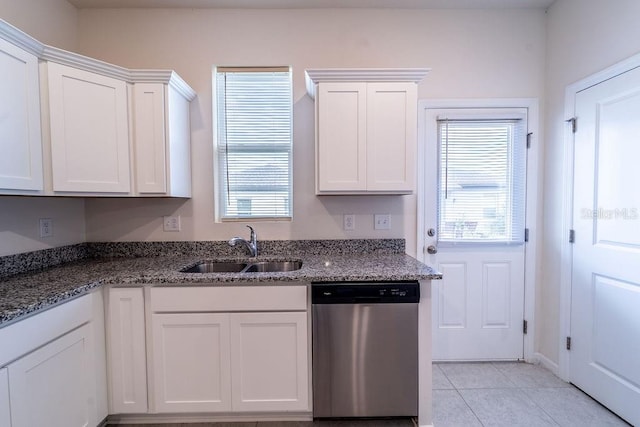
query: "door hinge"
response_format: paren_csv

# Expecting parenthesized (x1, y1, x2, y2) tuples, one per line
(566, 117, 577, 133)
(523, 320, 528, 334)
(524, 228, 529, 242)
(566, 336, 572, 350)
(569, 229, 575, 243)
(526, 132, 532, 149)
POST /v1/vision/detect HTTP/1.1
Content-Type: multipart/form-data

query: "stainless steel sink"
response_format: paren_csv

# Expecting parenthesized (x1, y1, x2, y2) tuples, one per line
(180, 261, 248, 273)
(180, 260, 302, 273)
(243, 261, 303, 273)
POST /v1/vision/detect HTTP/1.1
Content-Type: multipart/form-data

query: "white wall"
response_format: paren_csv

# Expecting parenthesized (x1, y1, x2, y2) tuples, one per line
(77, 8, 546, 258)
(0, 0, 86, 256)
(540, 0, 640, 364)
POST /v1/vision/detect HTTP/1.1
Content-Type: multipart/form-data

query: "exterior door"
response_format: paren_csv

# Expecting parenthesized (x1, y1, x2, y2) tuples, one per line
(423, 107, 528, 361)
(570, 65, 640, 427)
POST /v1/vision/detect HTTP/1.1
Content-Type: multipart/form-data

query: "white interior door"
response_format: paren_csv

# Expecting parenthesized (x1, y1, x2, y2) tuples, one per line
(570, 65, 640, 427)
(423, 107, 528, 361)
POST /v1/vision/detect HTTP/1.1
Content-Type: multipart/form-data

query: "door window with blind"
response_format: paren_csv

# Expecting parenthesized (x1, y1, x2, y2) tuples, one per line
(215, 67, 292, 220)
(437, 112, 527, 244)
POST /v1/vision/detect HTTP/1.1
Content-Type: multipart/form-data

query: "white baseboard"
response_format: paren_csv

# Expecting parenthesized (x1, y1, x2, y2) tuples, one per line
(533, 351, 559, 376)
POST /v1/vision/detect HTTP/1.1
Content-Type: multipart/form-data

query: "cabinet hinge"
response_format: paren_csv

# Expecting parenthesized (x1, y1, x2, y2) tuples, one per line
(526, 132, 532, 149)
(523, 320, 528, 335)
(569, 229, 575, 243)
(566, 117, 577, 133)
(524, 228, 529, 243)
(566, 336, 572, 350)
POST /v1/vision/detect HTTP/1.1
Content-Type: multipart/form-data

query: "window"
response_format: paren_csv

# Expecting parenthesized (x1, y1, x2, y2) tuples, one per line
(215, 67, 292, 220)
(437, 115, 527, 243)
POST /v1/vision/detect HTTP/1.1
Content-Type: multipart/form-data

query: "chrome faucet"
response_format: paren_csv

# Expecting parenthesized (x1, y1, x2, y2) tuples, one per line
(228, 225, 258, 257)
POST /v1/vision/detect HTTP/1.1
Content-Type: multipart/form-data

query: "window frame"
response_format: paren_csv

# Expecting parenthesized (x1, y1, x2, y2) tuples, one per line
(435, 109, 528, 247)
(213, 66, 293, 222)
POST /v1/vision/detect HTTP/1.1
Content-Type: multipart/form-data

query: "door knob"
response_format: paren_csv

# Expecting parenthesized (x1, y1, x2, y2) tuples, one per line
(427, 245, 438, 254)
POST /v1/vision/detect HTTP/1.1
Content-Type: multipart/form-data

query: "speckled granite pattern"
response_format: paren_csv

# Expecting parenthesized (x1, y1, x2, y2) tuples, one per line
(85, 239, 405, 258)
(0, 239, 440, 328)
(0, 244, 88, 280)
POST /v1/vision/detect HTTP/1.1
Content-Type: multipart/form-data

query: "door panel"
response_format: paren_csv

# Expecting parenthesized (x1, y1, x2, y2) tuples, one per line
(424, 107, 528, 361)
(432, 247, 524, 360)
(8, 324, 94, 427)
(150, 313, 231, 413)
(571, 65, 640, 426)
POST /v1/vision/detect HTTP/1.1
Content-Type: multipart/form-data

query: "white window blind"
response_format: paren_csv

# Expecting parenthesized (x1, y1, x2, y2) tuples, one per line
(437, 118, 527, 244)
(215, 67, 292, 219)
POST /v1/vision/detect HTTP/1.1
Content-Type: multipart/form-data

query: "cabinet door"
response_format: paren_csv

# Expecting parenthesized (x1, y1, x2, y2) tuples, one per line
(150, 313, 231, 413)
(107, 287, 147, 414)
(0, 368, 10, 427)
(0, 39, 43, 192)
(316, 82, 367, 193)
(48, 62, 130, 193)
(8, 324, 96, 427)
(366, 82, 417, 192)
(133, 83, 167, 194)
(230, 312, 309, 412)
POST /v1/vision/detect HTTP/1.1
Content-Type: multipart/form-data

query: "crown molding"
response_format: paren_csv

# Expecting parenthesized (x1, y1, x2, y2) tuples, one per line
(0, 19, 44, 57)
(41, 45, 132, 80)
(305, 68, 431, 98)
(1, 18, 195, 98)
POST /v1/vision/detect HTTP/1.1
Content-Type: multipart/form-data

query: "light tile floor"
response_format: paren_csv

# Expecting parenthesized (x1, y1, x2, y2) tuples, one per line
(432, 362, 631, 427)
(115, 362, 631, 427)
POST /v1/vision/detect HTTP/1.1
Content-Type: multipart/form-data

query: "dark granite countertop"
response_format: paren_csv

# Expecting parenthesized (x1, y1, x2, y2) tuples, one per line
(0, 240, 441, 328)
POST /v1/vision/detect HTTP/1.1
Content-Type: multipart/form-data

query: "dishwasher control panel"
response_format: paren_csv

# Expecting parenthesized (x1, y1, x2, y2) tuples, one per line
(311, 281, 420, 304)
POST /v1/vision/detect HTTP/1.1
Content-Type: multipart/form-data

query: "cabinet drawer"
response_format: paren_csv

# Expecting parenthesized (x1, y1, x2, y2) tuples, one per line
(0, 294, 92, 367)
(150, 285, 308, 312)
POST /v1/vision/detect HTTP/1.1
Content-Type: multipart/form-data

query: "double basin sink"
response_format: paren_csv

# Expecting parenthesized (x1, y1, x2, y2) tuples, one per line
(181, 260, 302, 274)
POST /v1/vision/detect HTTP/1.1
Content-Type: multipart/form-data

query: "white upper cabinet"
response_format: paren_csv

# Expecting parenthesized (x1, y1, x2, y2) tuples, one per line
(132, 81, 194, 197)
(306, 69, 428, 195)
(0, 18, 195, 198)
(0, 37, 43, 193)
(47, 62, 131, 194)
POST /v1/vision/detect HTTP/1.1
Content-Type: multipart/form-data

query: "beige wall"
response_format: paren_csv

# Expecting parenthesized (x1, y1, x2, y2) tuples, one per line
(77, 8, 546, 258)
(0, 0, 77, 50)
(0, 0, 86, 256)
(540, 0, 640, 365)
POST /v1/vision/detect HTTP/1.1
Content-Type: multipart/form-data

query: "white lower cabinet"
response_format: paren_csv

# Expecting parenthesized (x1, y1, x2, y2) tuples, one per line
(106, 287, 148, 414)
(8, 324, 96, 427)
(151, 312, 232, 413)
(147, 285, 310, 415)
(230, 312, 309, 412)
(0, 368, 10, 427)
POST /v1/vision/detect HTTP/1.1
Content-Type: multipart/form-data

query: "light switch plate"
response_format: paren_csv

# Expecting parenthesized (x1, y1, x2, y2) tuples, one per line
(374, 214, 391, 230)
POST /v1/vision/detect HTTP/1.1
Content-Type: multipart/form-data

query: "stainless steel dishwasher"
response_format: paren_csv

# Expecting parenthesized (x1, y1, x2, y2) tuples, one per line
(311, 281, 419, 418)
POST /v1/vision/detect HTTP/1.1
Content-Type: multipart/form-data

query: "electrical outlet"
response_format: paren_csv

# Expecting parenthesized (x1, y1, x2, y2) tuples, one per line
(39, 218, 53, 238)
(374, 214, 391, 230)
(163, 215, 181, 232)
(343, 214, 355, 231)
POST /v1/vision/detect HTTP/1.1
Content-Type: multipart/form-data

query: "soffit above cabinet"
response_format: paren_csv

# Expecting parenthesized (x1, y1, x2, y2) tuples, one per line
(305, 68, 430, 99)
(0, 19, 196, 101)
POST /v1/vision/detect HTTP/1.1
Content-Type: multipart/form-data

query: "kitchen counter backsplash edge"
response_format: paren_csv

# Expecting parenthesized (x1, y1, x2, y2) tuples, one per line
(1, 239, 405, 279)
